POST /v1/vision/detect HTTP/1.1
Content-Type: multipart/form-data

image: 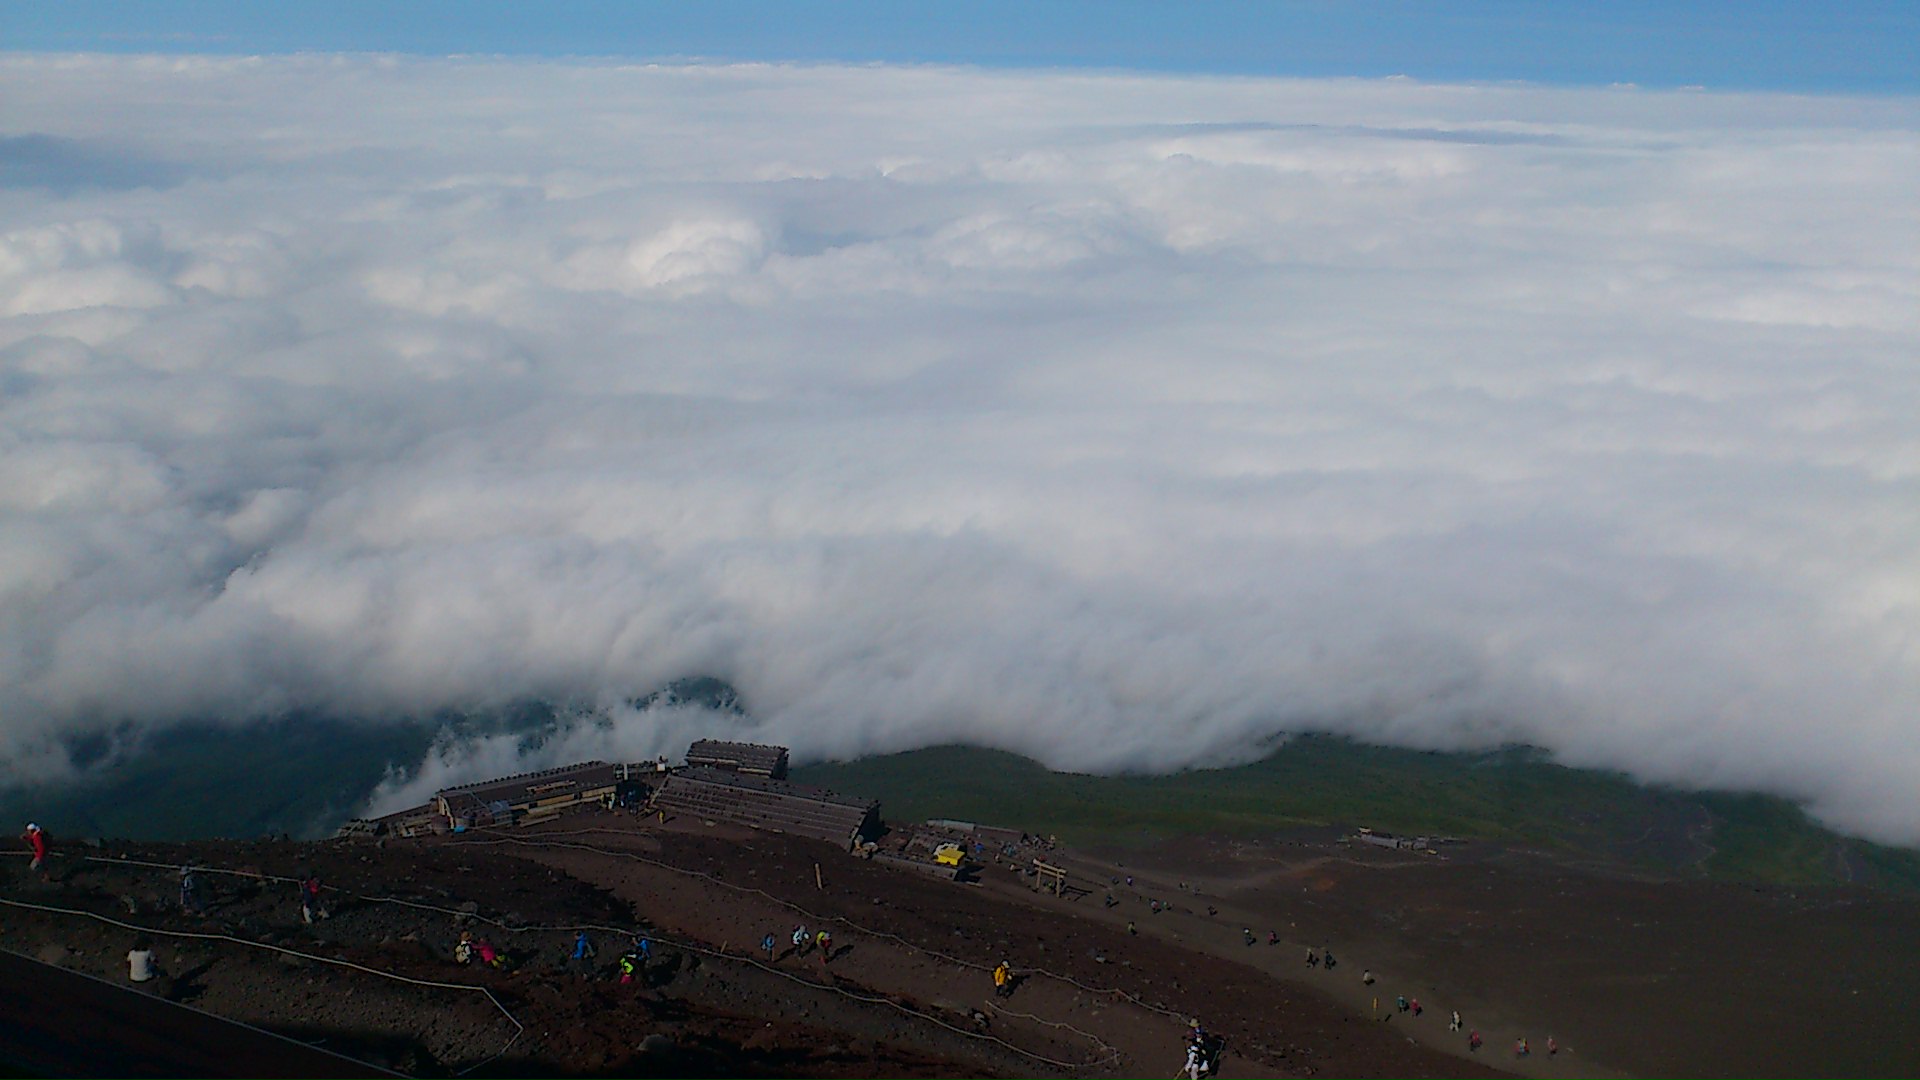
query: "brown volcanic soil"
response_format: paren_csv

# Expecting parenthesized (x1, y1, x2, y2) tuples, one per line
(483, 821, 1500, 1078)
(1, 820, 1496, 1078)
(1069, 831, 1920, 1078)
(1, 838, 1022, 1077)
(12, 811, 1914, 1078)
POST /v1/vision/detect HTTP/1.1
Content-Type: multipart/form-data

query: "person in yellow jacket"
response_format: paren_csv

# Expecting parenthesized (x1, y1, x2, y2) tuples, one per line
(993, 960, 1013, 998)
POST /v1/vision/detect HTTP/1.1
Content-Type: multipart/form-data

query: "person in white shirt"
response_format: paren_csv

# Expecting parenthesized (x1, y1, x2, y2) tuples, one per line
(127, 938, 155, 982)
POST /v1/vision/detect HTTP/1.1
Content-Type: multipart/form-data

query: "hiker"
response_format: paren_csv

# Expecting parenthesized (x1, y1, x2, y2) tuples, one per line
(454, 931, 473, 965)
(475, 938, 502, 968)
(618, 951, 637, 984)
(636, 936, 653, 965)
(1242, 928, 1255, 947)
(1126, 921, 1137, 936)
(179, 866, 204, 915)
(761, 932, 777, 961)
(1125, 875, 1133, 887)
(571, 931, 595, 972)
(1207, 905, 1218, 916)
(1323, 950, 1337, 970)
(993, 960, 1013, 998)
(1188, 1034, 1215, 1079)
(1191, 1029, 1220, 1078)
(1396, 995, 1409, 1013)
(1305, 947, 1318, 967)
(1267, 930, 1278, 946)
(127, 937, 155, 983)
(816, 930, 833, 964)
(1410, 998, 1423, 1017)
(1468, 1030, 1482, 1052)
(1516, 1037, 1529, 1058)
(299, 874, 324, 923)
(21, 824, 48, 881)
(1362, 969, 1375, 985)
(792, 924, 809, 957)
(1104, 892, 1116, 908)
(1449, 1010, 1461, 1032)
(1548, 1036, 1558, 1057)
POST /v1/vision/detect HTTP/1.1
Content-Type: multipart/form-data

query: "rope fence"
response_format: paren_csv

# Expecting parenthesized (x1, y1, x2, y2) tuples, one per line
(8, 845, 1117, 1072)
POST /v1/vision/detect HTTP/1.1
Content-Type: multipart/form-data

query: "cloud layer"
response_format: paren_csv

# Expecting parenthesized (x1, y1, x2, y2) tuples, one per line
(3, 56, 1918, 840)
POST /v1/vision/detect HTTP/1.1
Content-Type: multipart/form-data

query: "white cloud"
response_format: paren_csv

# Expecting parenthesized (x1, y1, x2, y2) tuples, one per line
(361, 700, 725, 817)
(2, 56, 1919, 841)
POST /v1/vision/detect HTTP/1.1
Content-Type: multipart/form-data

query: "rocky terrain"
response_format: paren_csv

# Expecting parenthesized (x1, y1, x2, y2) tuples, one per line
(6, 807, 1918, 1077)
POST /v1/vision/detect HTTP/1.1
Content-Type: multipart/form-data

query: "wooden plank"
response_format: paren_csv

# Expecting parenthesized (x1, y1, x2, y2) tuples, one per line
(653, 769, 878, 846)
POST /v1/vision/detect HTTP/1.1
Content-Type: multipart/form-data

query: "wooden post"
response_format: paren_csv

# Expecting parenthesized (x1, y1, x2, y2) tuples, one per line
(1032, 859, 1067, 897)
(815, 862, 823, 890)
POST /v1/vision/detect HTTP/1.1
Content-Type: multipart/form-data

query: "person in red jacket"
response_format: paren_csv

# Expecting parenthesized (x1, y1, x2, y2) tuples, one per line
(299, 874, 325, 923)
(22, 824, 48, 881)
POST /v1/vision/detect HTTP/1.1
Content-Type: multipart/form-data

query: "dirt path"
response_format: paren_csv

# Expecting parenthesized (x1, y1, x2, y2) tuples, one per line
(15, 808, 1910, 1077)
(484, 818, 1495, 1077)
(1067, 831, 1920, 1078)
(3, 840, 1048, 1076)
(490, 828, 1254, 1077)
(1041, 847, 1623, 1078)
(0, 948, 398, 1078)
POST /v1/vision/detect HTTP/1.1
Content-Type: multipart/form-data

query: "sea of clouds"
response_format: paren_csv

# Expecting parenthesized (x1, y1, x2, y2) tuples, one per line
(2, 56, 1917, 839)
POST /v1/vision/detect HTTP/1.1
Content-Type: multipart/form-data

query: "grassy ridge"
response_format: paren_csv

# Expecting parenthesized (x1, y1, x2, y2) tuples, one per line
(0, 718, 440, 842)
(792, 737, 1920, 891)
(1, 701, 590, 842)
(13, 712, 1918, 893)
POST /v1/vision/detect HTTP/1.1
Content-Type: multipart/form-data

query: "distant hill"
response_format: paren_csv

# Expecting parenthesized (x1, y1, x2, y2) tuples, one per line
(0, 689, 740, 843)
(0, 716, 442, 842)
(10, 705, 1917, 894)
(792, 736, 1920, 892)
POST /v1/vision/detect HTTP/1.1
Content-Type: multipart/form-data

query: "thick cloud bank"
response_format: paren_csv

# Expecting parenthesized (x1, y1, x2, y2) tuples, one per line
(3, 57, 1918, 840)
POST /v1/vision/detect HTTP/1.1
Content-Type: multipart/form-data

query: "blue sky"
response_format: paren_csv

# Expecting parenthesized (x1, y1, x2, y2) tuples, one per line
(4, 0, 1916, 93)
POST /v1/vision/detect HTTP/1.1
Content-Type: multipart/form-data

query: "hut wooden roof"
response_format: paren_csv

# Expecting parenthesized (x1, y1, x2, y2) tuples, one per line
(653, 766, 877, 844)
(435, 761, 618, 805)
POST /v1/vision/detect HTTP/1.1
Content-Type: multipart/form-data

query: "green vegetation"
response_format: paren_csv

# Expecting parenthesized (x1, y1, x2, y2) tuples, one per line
(793, 736, 1920, 891)
(0, 700, 609, 842)
(0, 717, 440, 842)
(12, 702, 1918, 895)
